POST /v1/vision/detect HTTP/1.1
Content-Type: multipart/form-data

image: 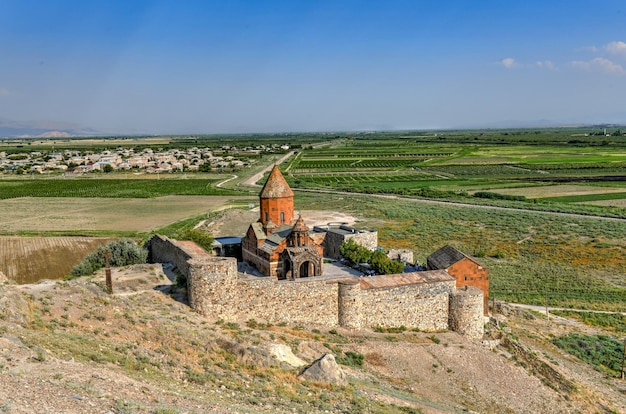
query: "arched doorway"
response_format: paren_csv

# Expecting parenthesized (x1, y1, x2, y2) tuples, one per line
(282, 259, 291, 280)
(300, 261, 312, 278)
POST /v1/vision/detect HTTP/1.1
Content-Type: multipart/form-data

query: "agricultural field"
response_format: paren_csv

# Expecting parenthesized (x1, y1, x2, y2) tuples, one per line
(0, 195, 255, 283)
(0, 236, 113, 283)
(2, 130, 625, 313)
(286, 132, 626, 218)
(0, 177, 240, 199)
(295, 192, 626, 312)
(0, 196, 253, 234)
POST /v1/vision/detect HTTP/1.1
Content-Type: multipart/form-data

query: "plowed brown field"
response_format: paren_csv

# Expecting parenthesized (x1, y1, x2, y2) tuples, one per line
(0, 236, 113, 283)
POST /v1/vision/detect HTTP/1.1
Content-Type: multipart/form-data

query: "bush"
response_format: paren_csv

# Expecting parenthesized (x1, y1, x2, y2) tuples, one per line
(68, 239, 148, 278)
(552, 333, 623, 374)
(337, 351, 364, 367)
(474, 191, 526, 202)
(175, 227, 214, 252)
(341, 240, 404, 275)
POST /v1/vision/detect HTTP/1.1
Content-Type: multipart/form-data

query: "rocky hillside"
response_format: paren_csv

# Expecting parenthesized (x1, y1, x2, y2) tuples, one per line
(0, 265, 624, 413)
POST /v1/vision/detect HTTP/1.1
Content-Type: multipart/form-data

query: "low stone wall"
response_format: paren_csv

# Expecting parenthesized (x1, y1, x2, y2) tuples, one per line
(449, 286, 484, 340)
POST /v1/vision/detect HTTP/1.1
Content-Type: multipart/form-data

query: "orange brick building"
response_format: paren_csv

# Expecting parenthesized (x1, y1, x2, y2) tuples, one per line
(242, 166, 324, 279)
(427, 245, 489, 315)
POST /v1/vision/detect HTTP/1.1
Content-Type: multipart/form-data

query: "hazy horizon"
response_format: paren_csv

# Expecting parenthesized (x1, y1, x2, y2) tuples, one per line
(1, 1, 626, 136)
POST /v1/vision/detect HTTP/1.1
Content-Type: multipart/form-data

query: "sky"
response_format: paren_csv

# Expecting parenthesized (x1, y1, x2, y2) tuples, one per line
(0, 0, 625, 135)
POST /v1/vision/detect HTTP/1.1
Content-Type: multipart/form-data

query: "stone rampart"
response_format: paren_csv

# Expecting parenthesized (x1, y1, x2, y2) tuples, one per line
(359, 278, 455, 331)
(236, 277, 339, 326)
(449, 286, 484, 340)
(187, 257, 239, 321)
(338, 279, 363, 329)
(148, 235, 484, 339)
(148, 235, 196, 276)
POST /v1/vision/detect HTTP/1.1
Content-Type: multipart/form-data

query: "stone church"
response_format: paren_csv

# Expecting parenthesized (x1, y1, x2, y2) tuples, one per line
(242, 165, 325, 279)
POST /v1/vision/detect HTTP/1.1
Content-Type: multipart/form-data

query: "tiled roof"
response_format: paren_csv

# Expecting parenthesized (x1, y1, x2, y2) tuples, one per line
(259, 165, 294, 199)
(427, 245, 481, 269)
(292, 215, 308, 232)
(250, 222, 266, 240)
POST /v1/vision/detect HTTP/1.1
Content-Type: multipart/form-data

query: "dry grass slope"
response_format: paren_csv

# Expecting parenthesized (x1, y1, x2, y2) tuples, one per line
(0, 266, 624, 413)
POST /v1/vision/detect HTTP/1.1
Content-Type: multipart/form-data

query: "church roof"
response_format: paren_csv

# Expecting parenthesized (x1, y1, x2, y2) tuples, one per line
(292, 215, 309, 232)
(259, 165, 294, 199)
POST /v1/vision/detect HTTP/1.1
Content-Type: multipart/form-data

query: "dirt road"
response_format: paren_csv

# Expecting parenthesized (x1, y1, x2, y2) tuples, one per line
(242, 151, 295, 187)
(294, 188, 626, 223)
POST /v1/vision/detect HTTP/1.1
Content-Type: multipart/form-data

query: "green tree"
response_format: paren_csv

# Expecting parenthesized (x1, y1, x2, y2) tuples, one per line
(340, 239, 372, 265)
(102, 164, 114, 173)
(370, 251, 404, 275)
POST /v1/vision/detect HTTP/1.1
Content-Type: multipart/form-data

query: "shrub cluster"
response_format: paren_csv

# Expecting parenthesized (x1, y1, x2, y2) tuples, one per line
(473, 191, 526, 202)
(552, 333, 623, 374)
(339, 239, 404, 275)
(174, 227, 214, 252)
(69, 239, 148, 278)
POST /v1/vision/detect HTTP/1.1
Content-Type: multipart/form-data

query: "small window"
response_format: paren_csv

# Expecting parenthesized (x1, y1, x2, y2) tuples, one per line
(280, 212, 285, 223)
(265, 212, 268, 222)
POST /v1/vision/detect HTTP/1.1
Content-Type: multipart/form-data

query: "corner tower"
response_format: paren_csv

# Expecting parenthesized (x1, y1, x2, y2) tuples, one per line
(259, 165, 294, 226)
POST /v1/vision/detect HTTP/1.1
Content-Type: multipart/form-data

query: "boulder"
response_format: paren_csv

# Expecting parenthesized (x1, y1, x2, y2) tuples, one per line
(268, 344, 306, 368)
(299, 353, 346, 385)
(0, 288, 30, 326)
(0, 271, 7, 283)
(218, 340, 302, 368)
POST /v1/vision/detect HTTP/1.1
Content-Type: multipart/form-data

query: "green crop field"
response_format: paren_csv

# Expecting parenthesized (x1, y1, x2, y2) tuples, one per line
(0, 178, 239, 199)
(283, 130, 626, 219)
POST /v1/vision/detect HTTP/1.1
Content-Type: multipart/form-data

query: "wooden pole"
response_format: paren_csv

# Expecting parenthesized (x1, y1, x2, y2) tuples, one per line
(104, 252, 112, 294)
(543, 286, 550, 322)
(620, 338, 626, 379)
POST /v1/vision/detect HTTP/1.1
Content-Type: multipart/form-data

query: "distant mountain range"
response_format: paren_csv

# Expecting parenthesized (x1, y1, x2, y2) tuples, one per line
(1, 117, 625, 139)
(0, 118, 102, 138)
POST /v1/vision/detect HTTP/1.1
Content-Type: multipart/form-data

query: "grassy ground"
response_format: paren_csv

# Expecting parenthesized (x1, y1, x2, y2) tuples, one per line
(295, 192, 626, 312)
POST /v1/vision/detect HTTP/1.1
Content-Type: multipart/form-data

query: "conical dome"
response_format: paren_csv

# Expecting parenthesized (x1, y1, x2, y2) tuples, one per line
(259, 165, 294, 199)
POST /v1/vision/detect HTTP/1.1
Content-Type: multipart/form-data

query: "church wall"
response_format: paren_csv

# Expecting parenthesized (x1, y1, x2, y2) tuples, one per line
(260, 196, 294, 226)
(448, 258, 489, 315)
(351, 231, 378, 251)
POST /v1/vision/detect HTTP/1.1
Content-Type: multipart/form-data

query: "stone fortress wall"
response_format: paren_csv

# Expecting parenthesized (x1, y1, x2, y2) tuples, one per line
(148, 235, 484, 340)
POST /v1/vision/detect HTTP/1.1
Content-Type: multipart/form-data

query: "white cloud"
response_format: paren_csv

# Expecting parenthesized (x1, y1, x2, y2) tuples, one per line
(605, 41, 626, 57)
(571, 57, 625, 74)
(0, 88, 9, 96)
(499, 58, 517, 69)
(535, 60, 557, 70)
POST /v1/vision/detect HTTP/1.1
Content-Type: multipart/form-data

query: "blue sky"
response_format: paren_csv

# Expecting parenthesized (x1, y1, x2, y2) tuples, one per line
(1, 0, 625, 135)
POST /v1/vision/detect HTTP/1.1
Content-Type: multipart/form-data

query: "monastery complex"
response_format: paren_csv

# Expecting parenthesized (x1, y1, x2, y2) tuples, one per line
(148, 165, 489, 339)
